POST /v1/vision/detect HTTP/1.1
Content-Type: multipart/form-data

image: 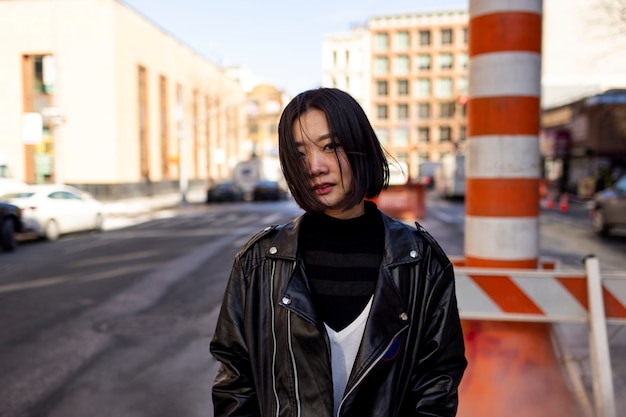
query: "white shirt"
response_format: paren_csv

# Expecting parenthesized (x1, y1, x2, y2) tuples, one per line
(324, 296, 373, 417)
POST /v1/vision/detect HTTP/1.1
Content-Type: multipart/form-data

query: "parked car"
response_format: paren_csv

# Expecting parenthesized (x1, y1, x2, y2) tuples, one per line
(589, 174, 626, 236)
(206, 181, 244, 203)
(2, 184, 105, 241)
(252, 180, 284, 201)
(0, 201, 23, 251)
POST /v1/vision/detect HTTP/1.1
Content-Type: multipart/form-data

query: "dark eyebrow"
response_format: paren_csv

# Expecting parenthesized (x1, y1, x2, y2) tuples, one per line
(295, 133, 333, 146)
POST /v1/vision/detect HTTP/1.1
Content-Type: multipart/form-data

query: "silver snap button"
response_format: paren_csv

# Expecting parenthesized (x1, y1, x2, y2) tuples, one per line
(264, 226, 272, 231)
(409, 250, 417, 258)
(399, 312, 408, 321)
(269, 246, 277, 254)
(282, 296, 291, 305)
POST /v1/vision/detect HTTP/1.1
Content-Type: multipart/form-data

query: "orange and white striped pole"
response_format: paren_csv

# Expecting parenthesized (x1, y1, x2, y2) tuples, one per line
(465, 0, 542, 269)
(459, 1, 587, 416)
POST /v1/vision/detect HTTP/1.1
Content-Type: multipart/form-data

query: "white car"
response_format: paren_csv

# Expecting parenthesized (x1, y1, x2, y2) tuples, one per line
(2, 184, 105, 240)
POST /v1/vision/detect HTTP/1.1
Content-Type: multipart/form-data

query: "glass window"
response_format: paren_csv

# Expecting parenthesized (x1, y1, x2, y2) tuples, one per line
(458, 102, 467, 117)
(457, 77, 468, 94)
(441, 28, 453, 45)
(419, 30, 431, 46)
(418, 127, 430, 142)
(418, 102, 431, 118)
(374, 57, 389, 75)
(435, 78, 453, 98)
(377, 80, 388, 96)
(439, 102, 455, 118)
(463, 27, 468, 44)
(375, 128, 389, 145)
(397, 79, 409, 96)
(397, 104, 409, 120)
(394, 31, 410, 49)
(439, 53, 453, 69)
(415, 79, 431, 98)
(459, 125, 466, 141)
(394, 128, 409, 146)
(440, 126, 452, 141)
(374, 32, 389, 51)
(458, 52, 468, 69)
(377, 104, 388, 120)
(394, 55, 410, 75)
(395, 151, 409, 164)
(34, 55, 56, 94)
(417, 54, 431, 71)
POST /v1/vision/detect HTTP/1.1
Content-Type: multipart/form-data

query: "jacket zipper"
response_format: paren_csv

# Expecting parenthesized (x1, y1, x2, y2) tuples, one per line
(336, 325, 408, 416)
(272, 260, 302, 417)
(269, 260, 281, 417)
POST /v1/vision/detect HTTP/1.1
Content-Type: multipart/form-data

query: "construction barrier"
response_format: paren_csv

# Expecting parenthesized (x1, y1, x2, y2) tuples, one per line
(374, 183, 425, 220)
(453, 255, 625, 417)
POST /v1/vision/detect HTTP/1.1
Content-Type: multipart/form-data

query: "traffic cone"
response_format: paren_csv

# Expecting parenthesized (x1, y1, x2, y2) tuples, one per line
(546, 193, 555, 210)
(559, 193, 569, 213)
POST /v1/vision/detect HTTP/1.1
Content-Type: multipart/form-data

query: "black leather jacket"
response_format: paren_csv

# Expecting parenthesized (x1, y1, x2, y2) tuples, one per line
(210, 209, 467, 417)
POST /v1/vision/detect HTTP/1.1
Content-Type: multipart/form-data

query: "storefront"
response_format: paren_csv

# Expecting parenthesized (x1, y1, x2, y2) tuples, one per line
(541, 90, 626, 198)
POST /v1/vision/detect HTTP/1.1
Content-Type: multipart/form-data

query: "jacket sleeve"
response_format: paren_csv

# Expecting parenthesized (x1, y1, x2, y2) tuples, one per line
(412, 256, 467, 417)
(209, 255, 261, 417)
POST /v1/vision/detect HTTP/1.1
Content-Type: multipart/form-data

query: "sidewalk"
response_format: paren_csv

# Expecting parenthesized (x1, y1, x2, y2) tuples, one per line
(102, 187, 206, 217)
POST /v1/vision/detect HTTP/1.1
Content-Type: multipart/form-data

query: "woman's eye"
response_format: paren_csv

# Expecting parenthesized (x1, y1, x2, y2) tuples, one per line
(323, 143, 338, 151)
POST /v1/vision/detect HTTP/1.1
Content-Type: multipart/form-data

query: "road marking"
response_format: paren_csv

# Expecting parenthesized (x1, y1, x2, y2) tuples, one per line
(0, 264, 152, 295)
(69, 250, 162, 268)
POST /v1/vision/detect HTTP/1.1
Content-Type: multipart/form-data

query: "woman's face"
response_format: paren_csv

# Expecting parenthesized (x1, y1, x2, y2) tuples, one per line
(293, 109, 364, 219)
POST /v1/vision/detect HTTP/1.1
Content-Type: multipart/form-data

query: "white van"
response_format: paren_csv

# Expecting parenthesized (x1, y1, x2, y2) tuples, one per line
(435, 154, 465, 198)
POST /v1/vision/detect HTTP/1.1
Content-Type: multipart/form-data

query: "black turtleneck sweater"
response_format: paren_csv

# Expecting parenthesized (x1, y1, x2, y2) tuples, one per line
(299, 201, 384, 331)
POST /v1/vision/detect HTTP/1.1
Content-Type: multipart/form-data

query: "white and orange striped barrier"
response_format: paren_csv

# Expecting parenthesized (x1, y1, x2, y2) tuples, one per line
(374, 183, 426, 220)
(454, 255, 624, 417)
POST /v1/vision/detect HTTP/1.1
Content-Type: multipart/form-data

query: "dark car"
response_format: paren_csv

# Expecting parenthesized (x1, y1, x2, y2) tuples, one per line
(0, 201, 24, 252)
(206, 181, 244, 203)
(252, 180, 284, 201)
(590, 174, 626, 236)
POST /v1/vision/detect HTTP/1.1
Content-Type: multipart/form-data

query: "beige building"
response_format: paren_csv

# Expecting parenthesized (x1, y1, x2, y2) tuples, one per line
(323, 10, 469, 181)
(246, 84, 287, 159)
(322, 25, 371, 110)
(0, 0, 248, 198)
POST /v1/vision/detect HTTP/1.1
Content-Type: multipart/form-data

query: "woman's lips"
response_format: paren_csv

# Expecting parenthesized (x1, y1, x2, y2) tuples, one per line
(313, 183, 333, 195)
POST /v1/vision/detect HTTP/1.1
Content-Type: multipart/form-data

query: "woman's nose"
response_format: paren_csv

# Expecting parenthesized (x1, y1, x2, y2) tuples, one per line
(307, 151, 328, 176)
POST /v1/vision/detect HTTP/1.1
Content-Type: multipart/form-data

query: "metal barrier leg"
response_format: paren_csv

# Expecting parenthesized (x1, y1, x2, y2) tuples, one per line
(584, 255, 616, 417)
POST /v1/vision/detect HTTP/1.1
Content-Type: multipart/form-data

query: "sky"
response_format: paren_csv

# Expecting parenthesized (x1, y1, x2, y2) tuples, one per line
(121, 0, 468, 96)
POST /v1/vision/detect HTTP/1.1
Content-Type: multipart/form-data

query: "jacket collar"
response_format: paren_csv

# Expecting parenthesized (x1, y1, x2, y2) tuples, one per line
(267, 206, 423, 341)
(265, 208, 424, 266)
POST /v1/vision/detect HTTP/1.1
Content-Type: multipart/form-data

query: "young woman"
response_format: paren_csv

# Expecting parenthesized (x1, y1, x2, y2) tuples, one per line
(210, 88, 467, 417)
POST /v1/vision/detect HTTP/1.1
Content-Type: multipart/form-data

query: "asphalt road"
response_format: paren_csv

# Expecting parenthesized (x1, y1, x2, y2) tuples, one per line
(0, 201, 303, 417)
(0, 195, 624, 416)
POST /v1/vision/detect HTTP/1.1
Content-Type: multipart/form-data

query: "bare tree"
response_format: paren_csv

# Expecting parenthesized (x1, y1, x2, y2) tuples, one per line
(597, 0, 626, 35)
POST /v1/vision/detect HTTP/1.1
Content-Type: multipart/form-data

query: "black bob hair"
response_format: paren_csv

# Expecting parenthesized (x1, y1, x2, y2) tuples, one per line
(278, 88, 390, 213)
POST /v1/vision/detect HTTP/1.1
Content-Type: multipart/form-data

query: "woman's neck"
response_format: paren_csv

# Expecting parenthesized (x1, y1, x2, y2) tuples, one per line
(323, 200, 365, 220)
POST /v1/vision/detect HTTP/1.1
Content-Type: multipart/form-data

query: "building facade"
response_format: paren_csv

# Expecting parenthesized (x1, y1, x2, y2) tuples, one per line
(541, 89, 626, 197)
(323, 10, 469, 182)
(323, 1, 626, 185)
(321, 25, 371, 111)
(0, 0, 249, 198)
(246, 84, 286, 159)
